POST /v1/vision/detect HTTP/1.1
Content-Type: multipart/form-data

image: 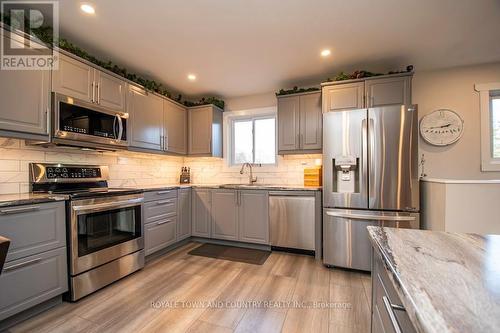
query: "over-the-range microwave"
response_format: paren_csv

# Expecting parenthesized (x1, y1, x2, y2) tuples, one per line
(50, 93, 129, 149)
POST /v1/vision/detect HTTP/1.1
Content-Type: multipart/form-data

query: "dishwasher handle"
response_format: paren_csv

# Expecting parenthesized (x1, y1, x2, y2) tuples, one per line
(269, 191, 315, 197)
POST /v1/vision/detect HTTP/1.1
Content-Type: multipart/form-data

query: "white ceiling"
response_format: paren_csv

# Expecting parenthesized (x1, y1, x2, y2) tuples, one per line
(59, 0, 500, 99)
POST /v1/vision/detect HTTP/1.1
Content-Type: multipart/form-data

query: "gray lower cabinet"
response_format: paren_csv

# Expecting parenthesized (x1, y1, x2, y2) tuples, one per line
(211, 190, 238, 241)
(0, 201, 67, 322)
(0, 247, 68, 321)
(0, 202, 66, 262)
(143, 189, 178, 256)
(164, 99, 188, 155)
(191, 189, 212, 237)
(144, 217, 177, 256)
(372, 250, 416, 333)
(188, 105, 223, 157)
(277, 92, 322, 154)
(177, 188, 192, 241)
(238, 190, 269, 244)
(128, 85, 163, 151)
(0, 32, 50, 139)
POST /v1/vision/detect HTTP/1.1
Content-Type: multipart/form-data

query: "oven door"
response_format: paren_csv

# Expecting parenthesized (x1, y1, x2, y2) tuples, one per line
(53, 93, 128, 148)
(69, 194, 143, 275)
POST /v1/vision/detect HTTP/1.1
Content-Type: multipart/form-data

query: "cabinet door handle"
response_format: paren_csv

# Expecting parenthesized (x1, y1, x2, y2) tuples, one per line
(165, 130, 169, 151)
(157, 191, 172, 195)
(0, 206, 40, 214)
(156, 219, 171, 225)
(382, 296, 404, 333)
(160, 135, 164, 150)
(96, 83, 100, 104)
(4, 257, 43, 272)
(91, 82, 95, 103)
(157, 200, 172, 205)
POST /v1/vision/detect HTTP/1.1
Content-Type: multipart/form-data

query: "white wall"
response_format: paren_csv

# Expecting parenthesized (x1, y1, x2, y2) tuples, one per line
(414, 62, 500, 179)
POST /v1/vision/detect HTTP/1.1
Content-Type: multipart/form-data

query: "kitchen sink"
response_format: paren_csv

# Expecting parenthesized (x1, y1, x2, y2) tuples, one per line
(219, 183, 271, 189)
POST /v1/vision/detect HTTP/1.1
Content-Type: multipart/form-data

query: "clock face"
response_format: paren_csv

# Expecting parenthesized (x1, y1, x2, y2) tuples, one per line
(420, 109, 464, 146)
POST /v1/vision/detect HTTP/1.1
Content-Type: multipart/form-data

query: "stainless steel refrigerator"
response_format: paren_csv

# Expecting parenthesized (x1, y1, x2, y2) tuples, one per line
(322, 105, 420, 271)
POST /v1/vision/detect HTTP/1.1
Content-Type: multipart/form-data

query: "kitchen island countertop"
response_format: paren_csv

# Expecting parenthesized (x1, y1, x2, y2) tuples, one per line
(367, 226, 500, 333)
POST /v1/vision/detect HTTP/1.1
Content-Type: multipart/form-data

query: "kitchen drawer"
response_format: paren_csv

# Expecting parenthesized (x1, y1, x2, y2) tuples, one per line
(144, 189, 177, 202)
(144, 198, 177, 223)
(144, 217, 177, 256)
(0, 247, 68, 321)
(0, 202, 66, 262)
(373, 252, 416, 333)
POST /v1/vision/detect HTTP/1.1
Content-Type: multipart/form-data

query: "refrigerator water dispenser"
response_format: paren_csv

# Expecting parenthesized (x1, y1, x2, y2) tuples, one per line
(333, 156, 359, 193)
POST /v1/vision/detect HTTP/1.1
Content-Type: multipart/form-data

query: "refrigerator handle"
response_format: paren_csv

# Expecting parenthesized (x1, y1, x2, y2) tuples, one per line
(325, 211, 417, 221)
(361, 118, 368, 201)
(368, 117, 375, 201)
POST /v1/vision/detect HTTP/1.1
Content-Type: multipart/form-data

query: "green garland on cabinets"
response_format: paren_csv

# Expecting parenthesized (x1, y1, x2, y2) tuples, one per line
(1, 19, 224, 109)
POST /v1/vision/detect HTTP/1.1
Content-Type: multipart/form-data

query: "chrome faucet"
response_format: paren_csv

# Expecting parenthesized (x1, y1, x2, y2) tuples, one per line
(240, 163, 257, 184)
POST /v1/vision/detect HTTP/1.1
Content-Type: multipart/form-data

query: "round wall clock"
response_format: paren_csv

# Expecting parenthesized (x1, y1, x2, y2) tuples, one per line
(420, 109, 464, 146)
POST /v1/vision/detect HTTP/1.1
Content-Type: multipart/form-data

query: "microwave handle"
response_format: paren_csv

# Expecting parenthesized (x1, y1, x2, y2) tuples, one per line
(116, 115, 123, 141)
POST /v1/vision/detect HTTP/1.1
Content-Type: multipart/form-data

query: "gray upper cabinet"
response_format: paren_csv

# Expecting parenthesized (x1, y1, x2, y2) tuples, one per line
(299, 92, 322, 150)
(128, 85, 163, 151)
(53, 54, 126, 111)
(164, 99, 188, 155)
(277, 95, 300, 152)
(323, 82, 364, 112)
(0, 32, 50, 139)
(95, 70, 126, 111)
(277, 92, 321, 154)
(238, 190, 269, 244)
(177, 188, 192, 241)
(192, 189, 212, 237)
(322, 74, 413, 112)
(188, 105, 223, 157)
(52, 54, 94, 102)
(211, 190, 238, 241)
(365, 75, 411, 107)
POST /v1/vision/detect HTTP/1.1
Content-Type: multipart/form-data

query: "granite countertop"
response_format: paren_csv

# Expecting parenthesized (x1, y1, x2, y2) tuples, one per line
(367, 227, 500, 333)
(135, 183, 321, 192)
(0, 193, 68, 208)
(0, 184, 320, 207)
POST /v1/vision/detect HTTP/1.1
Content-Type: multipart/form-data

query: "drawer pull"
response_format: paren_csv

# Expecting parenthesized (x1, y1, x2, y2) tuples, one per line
(4, 258, 43, 272)
(156, 220, 172, 225)
(382, 295, 404, 333)
(0, 206, 41, 215)
(156, 200, 172, 205)
(156, 191, 172, 195)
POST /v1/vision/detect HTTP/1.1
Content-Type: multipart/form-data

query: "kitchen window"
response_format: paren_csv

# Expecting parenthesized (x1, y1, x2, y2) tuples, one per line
(476, 83, 500, 171)
(231, 116, 276, 165)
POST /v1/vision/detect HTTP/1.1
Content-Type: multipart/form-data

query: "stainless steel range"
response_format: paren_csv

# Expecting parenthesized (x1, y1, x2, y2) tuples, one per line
(30, 163, 144, 301)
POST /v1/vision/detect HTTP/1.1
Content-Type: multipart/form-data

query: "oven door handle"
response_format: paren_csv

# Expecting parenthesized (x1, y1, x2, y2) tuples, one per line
(72, 197, 143, 213)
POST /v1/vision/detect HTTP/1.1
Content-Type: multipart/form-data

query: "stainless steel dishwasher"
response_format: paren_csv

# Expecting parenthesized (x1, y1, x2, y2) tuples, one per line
(269, 192, 315, 251)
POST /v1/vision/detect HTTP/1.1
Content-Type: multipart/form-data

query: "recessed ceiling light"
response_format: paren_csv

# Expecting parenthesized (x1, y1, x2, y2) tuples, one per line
(187, 74, 196, 81)
(80, 4, 95, 15)
(321, 49, 331, 57)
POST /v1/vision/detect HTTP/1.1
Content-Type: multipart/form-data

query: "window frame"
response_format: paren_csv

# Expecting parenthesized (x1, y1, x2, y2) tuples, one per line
(476, 82, 500, 171)
(228, 112, 277, 166)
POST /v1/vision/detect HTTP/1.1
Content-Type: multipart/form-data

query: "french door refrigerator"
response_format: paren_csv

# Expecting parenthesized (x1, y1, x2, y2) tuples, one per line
(323, 105, 419, 271)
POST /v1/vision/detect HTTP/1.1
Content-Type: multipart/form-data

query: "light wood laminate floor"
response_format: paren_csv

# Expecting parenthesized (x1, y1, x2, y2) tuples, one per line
(7, 243, 372, 333)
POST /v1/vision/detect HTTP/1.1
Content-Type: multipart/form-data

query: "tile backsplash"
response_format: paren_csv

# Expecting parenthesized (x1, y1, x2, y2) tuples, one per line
(0, 138, 183, 194)
(0, 137, 322, 194)
(184, 154, 322, 185)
